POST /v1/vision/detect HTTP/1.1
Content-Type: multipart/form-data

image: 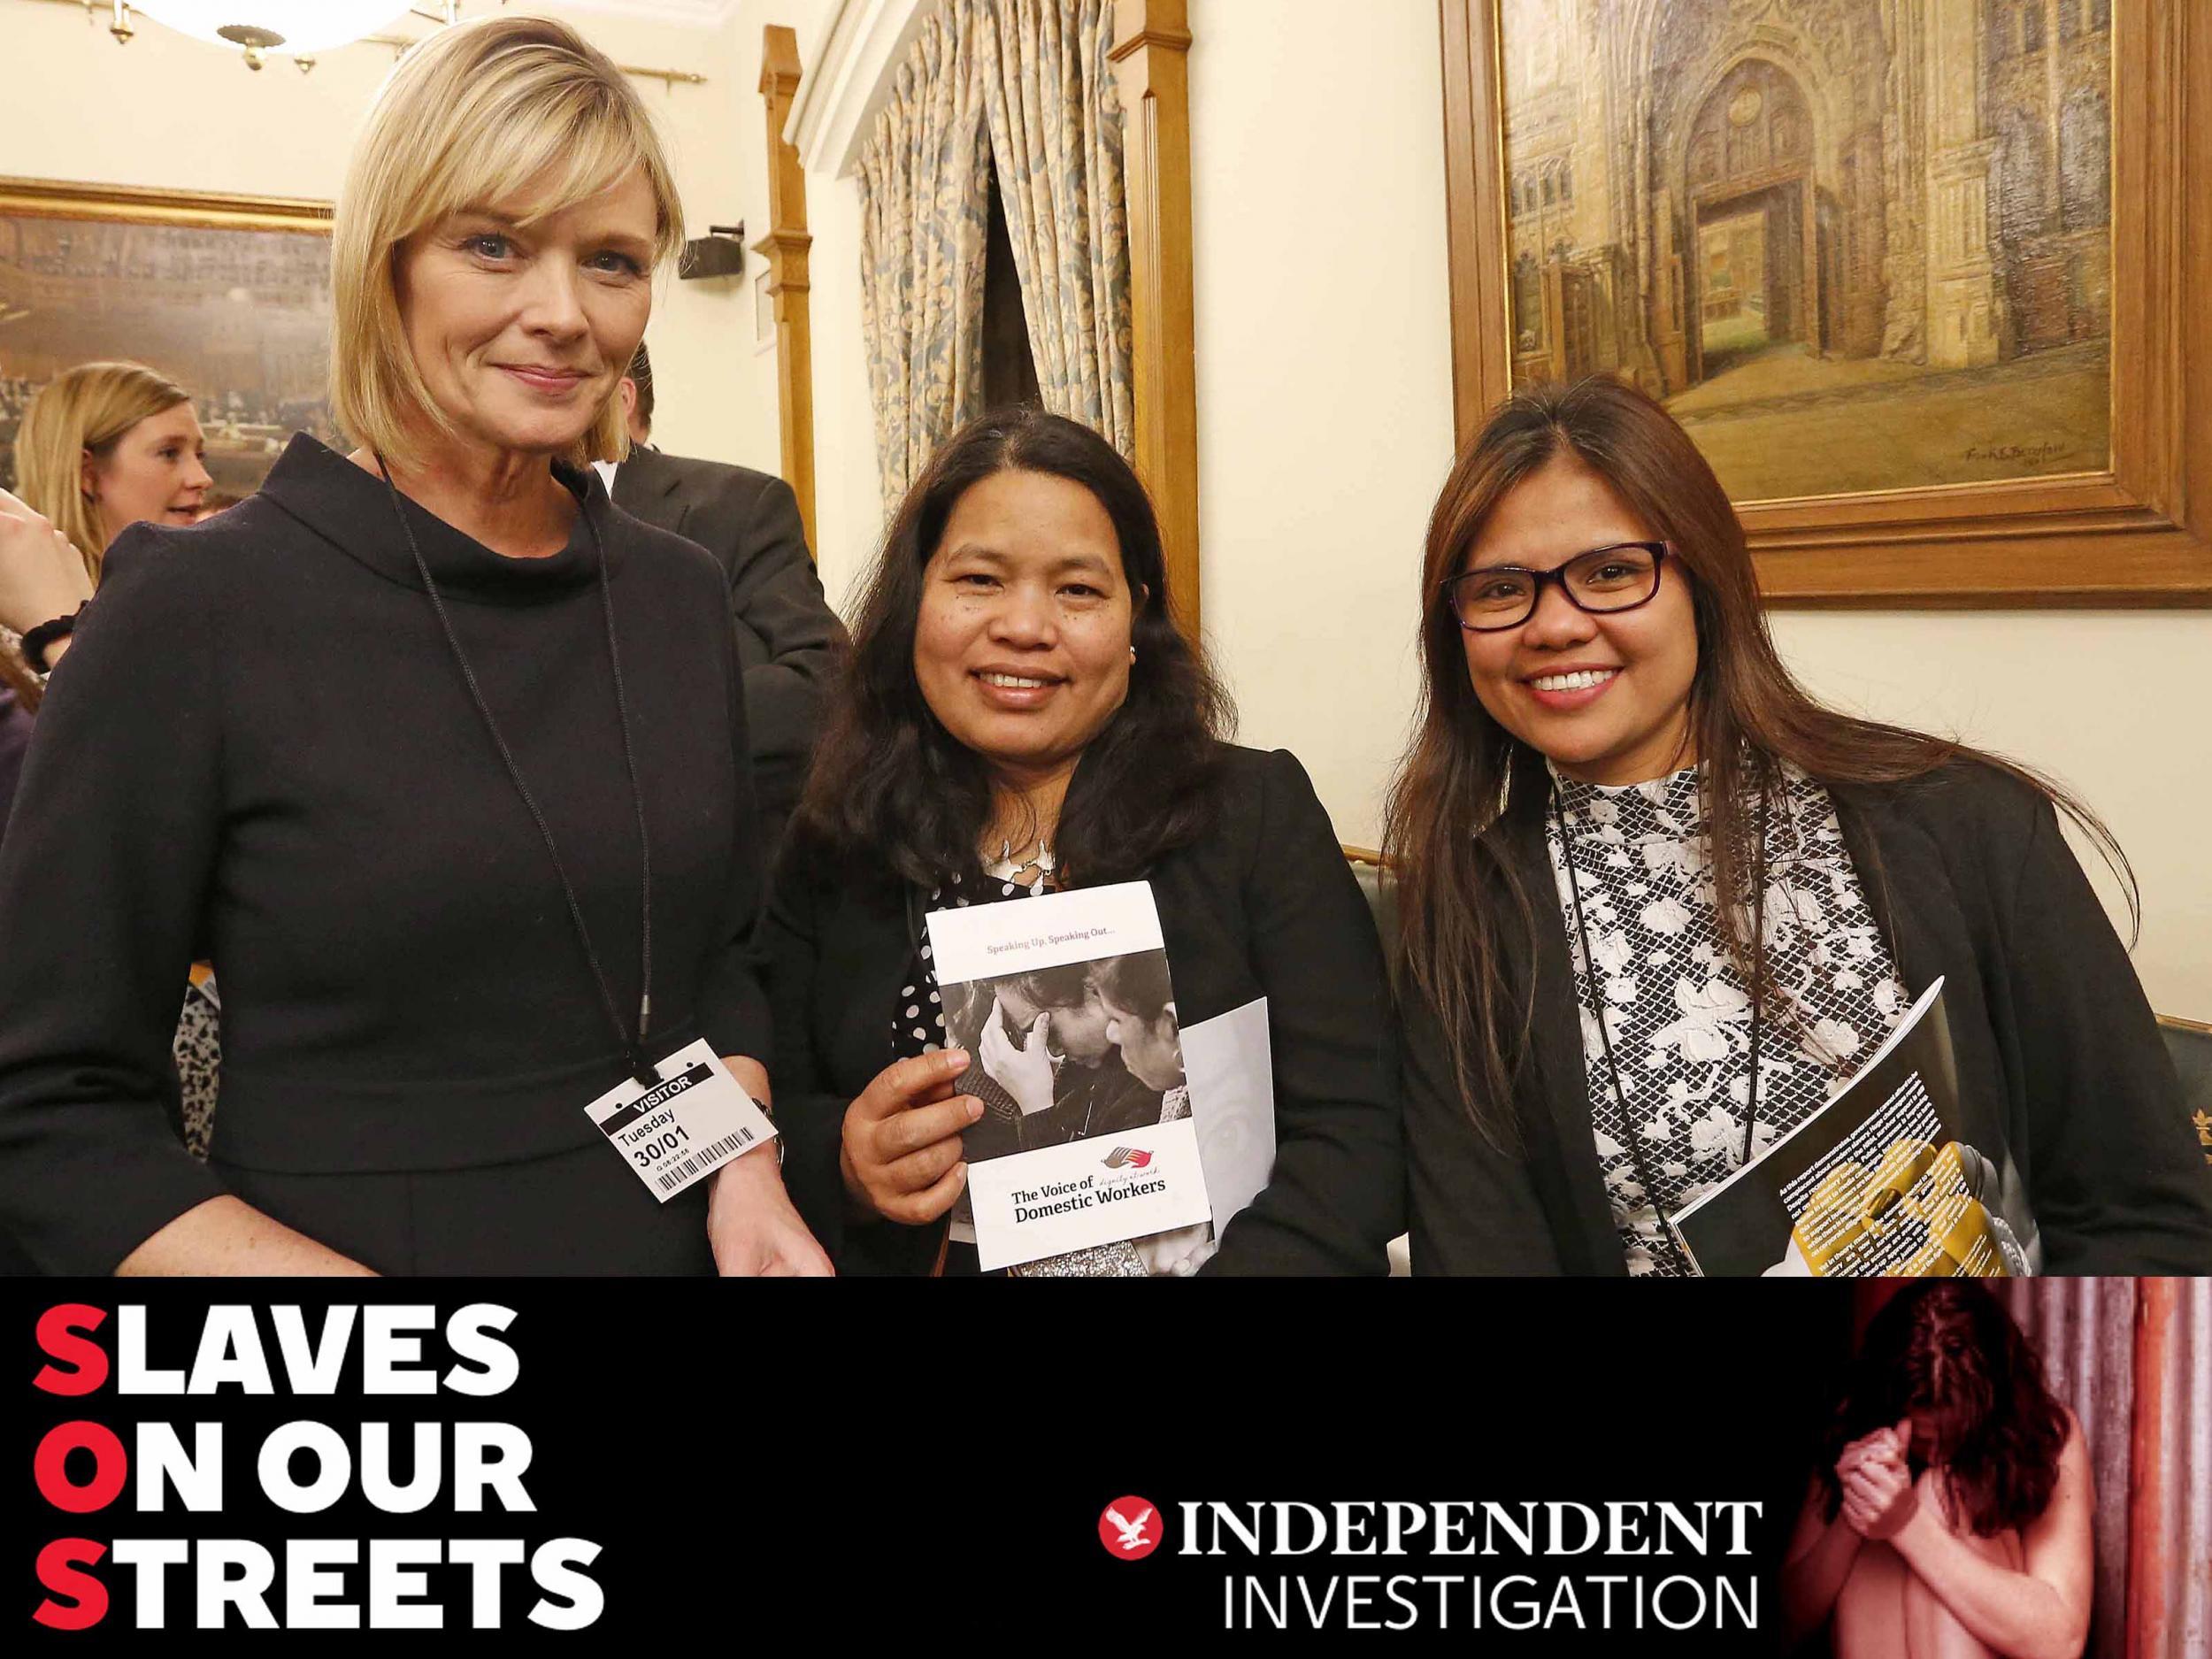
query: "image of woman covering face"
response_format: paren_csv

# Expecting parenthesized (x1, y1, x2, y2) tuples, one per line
(947, 962, 1164, 1161)
(1782, 1281, 2093, 1659)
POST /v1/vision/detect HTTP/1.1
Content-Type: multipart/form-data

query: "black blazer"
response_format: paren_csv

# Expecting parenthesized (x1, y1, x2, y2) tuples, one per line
(613, 447, 843, 841)
(765, 744, 1404, 1274)
(1406, 760, 2212, 1276)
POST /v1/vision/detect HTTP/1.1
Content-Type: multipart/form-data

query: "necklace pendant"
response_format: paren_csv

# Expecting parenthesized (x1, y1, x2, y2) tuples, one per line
(985, 837, 1056, 887)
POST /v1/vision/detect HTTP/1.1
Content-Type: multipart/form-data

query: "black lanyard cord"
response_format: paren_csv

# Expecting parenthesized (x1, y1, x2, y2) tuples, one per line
(1552, 773, 1769, 1266)
(377, 458, 660, 1087)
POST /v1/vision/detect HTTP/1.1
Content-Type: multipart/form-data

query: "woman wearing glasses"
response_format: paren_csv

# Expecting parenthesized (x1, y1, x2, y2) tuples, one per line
(1388, 376, 2212, 1276)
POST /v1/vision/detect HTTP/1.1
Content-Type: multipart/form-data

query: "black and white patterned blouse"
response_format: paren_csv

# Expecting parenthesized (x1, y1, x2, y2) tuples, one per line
(1544, 762, 1910, 1276)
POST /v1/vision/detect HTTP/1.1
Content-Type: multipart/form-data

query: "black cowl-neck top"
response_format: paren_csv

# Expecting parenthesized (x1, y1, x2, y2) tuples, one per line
(0, 434, 770, 1273)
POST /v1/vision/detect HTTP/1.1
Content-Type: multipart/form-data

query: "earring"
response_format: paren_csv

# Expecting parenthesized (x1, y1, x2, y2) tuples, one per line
(1128, 647, 1138, 664)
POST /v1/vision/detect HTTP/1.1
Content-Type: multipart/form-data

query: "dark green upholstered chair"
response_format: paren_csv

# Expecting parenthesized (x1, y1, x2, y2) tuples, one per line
(1345, 847, 1409, 1275)
(1344, 846, 1397, 954)
(2162, 1017, 2212, 1179)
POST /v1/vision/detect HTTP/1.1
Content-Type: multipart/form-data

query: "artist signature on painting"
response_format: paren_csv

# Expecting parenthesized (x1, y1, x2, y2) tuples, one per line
(1962, 442, 2071, 465)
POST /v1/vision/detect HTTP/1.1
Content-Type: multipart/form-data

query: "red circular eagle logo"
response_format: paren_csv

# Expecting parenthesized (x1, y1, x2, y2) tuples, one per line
(1098, 1496, 1162, 1560)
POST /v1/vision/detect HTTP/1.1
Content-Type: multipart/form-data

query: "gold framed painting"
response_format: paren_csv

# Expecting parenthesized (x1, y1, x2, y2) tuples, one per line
(1440, 0, 2212, 604)
(0, 176, 334, 501)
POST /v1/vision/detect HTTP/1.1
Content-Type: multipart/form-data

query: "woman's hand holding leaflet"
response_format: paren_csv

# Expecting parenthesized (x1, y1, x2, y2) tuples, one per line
(1135, 1224, 1211, 1277)
(840, 1049, 982, 1225)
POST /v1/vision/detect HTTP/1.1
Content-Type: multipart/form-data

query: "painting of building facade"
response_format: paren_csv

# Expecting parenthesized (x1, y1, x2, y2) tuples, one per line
(1498, 0, 2113, 503)
(0, 194, 335, 502)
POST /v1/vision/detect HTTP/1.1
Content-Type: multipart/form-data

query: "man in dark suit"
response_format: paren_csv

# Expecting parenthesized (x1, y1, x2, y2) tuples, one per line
(605, 343, 844, 848)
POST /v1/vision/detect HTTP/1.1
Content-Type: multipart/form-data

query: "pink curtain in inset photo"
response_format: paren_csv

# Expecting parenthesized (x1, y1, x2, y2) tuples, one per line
(2004, 1278, 2211, 1659)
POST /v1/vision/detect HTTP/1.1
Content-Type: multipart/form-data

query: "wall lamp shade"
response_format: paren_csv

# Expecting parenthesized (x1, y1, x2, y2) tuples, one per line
(678, 226, 746, 281)
(131, 3, 412, 56)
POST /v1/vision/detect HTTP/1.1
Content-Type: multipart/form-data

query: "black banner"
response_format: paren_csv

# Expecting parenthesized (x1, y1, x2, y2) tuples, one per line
(6, 1282, 1850, 1648)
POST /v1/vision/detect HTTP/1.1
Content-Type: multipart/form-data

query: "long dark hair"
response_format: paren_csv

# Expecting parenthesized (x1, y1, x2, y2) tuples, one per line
(794, 408, 1229, 891)
(1382, 377, 2133, 1146)
(1093, 949, 1174, 1022)
(1820, 1282, 2069, 1537)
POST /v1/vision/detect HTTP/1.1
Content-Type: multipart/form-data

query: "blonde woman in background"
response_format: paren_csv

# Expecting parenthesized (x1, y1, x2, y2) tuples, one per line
(0, 364, 219, 1164)
(2, 362, 211, 696)
(19, 362, 211, 576)
(0, 16, 825, 1276)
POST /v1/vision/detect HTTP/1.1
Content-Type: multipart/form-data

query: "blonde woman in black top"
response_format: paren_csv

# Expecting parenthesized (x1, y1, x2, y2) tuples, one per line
(0, 18, 824, 1275)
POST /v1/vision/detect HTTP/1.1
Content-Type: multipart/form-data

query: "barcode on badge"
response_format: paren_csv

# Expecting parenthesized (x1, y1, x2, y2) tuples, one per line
(653, 1126, 757, 1193)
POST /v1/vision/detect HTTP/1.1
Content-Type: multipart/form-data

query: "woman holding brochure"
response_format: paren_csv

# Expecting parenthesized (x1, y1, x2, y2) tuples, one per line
(766, 408, 1402, 1276)
(1389, 376, 2212, 1277)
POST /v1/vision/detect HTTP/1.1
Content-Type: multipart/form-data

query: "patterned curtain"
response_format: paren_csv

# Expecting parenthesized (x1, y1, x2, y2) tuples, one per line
(975, 0, 1135, 456)
(2003, 1278, 2212, 1659)
(856, 0, 995, 507)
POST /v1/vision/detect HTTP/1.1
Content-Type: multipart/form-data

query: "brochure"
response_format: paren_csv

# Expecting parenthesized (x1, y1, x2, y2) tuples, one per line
(1671, 978, 2038, 1277)
(927, 882, 1217, 1271)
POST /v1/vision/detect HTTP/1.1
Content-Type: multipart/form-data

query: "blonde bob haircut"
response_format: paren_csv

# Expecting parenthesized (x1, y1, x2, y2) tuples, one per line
(331, 14, 683, 472)
(15, 360, 189, 580)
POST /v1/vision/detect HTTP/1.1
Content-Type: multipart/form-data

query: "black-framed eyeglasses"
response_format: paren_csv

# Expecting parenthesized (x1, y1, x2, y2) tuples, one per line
(1440, 541, 1671, 633)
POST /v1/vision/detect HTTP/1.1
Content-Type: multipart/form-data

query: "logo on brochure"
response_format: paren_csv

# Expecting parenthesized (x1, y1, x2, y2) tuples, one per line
(1102, 1147, 1153, 1170)
(1098, 1497, 1162, 1560)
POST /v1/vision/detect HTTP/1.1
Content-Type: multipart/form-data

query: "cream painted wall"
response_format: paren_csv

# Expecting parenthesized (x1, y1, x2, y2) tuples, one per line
(768, 0, 894, 612)
(0, 0, 771, 469)
(1187, 0, 1455, 853)
(1773, 612, 2212, 1017)
(803, 165, 888, 608)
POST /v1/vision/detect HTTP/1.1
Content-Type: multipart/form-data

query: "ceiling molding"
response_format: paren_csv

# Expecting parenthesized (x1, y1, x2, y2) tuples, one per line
(786, 0, 936, 178)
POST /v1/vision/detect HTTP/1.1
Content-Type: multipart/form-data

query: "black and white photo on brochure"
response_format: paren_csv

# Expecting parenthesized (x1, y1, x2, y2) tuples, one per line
(923, 879, 1219, 1275)
(941, 945, 1187, 1163)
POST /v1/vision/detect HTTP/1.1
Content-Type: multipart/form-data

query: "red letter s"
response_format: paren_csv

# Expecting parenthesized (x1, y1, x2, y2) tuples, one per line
(34, 1538, 109, 1631)
(34, 1304, 111, 1396)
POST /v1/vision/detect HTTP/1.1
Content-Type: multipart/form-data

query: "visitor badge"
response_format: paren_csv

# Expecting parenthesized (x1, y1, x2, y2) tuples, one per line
(584, 1038, 777, 1203)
